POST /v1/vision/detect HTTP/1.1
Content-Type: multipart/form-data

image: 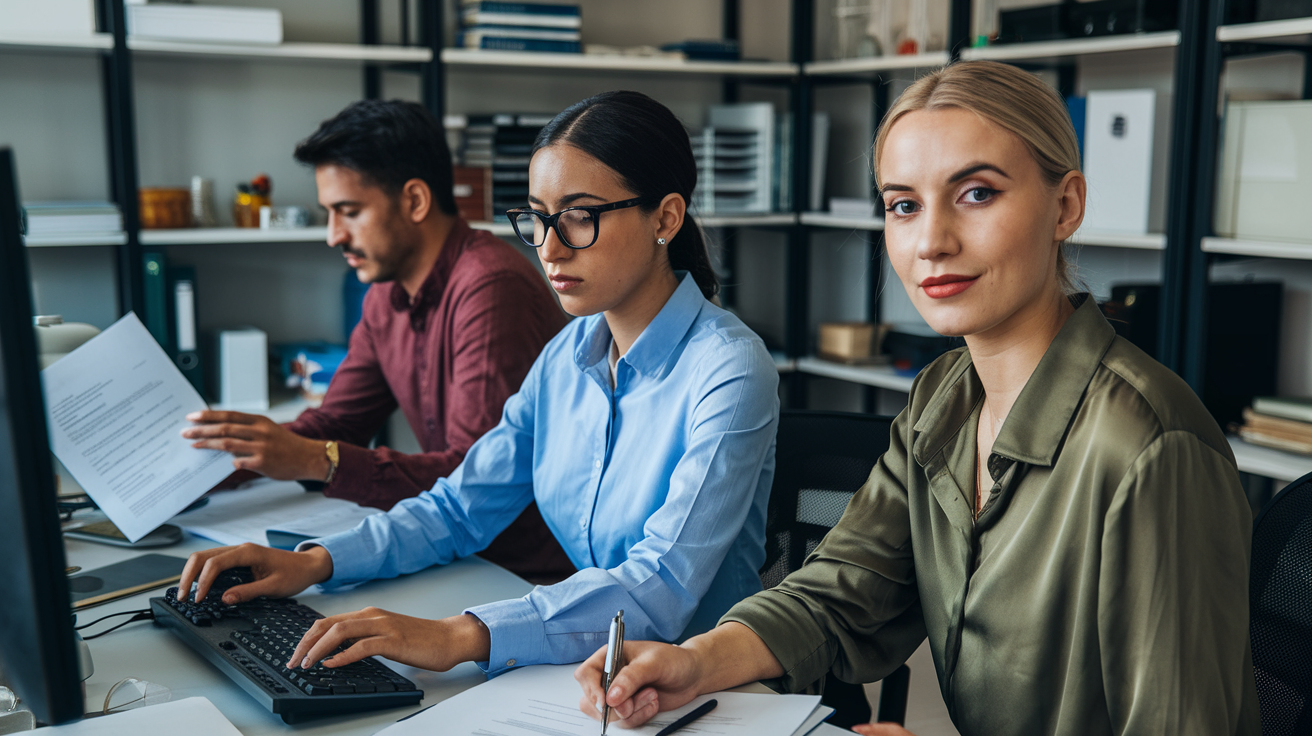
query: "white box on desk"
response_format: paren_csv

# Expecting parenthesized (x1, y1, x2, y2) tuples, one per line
(0, 0, 95, 36)
(1083, 89, 1156, 235)
(215, 328, 268, 411)
(127, 4, 283, 45)
(1215, 100, 1312, 245)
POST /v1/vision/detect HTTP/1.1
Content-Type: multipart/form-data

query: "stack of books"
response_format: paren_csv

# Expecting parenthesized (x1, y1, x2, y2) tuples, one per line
(462, 113, 553, 221)
(126, 4, 283, 45)
(23, 201, 123, 238)
(458, 1, 582, 54)
(1237, 397, 1312, 455)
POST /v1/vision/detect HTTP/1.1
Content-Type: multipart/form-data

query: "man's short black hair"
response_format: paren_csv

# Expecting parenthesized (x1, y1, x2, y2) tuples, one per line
(294, 99, 457, 216)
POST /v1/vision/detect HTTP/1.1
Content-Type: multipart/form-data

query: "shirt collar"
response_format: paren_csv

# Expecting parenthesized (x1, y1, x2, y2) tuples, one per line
(912, 294, 1116, 468)
(388, 218, 472, 318)
(574, 272, 706, 377)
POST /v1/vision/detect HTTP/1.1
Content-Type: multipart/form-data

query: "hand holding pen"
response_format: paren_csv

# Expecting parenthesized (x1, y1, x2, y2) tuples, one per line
(600, 610, 625, 735)
(575, 637, 709, 730)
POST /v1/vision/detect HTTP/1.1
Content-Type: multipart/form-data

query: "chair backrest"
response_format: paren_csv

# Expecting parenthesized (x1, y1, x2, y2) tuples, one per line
(1250, 471, 1312, 736)
(759, 410, 894, 589)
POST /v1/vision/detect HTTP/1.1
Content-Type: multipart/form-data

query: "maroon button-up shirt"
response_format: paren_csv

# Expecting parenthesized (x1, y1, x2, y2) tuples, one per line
(288, 219, 574, 583)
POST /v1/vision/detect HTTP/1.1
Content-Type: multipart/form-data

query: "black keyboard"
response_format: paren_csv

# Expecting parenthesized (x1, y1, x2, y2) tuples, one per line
(149, 568, 423, 723)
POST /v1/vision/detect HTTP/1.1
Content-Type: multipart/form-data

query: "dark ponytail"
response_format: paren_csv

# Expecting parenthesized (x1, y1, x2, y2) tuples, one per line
(532, 91, 719, 300)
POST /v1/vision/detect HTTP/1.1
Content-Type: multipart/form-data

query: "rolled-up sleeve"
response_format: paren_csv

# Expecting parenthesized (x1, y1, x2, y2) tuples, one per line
(298, 355, 543, 585)
(1098, 431, 1259, 735)
(720, 403, 926, 693)
(467, 338, 779, 676)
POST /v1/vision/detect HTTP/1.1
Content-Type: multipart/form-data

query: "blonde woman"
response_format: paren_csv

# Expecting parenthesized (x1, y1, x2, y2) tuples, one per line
(574, 61, 1260, 736)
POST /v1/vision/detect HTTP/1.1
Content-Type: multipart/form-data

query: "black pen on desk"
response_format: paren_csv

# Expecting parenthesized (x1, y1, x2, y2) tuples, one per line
(654, 699, 718, 736)
(600, 609, 625, 736)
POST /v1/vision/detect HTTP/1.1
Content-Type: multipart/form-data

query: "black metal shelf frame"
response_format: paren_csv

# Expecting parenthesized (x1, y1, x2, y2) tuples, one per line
(64, 0, 1298, 410)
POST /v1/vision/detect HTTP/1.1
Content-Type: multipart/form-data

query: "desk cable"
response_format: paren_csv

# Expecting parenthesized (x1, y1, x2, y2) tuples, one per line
(75, 609, 154, 640)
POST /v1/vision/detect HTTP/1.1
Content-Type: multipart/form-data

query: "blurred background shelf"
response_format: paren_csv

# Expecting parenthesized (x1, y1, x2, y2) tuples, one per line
(0, 32, 112, 52)
(126, 39, 432, 62)
(442, 49, 797, 76)
(794, 356, 914, 392)
(1201, 237, 1312, 260)
(1217, 17, 1312, 44)
(140, 227, 328, 245)
(1228, 436, 1312, 483)
(800, 213, 884, 230)
(804, 52, 949, 76)
(961, 31, 1180, 62)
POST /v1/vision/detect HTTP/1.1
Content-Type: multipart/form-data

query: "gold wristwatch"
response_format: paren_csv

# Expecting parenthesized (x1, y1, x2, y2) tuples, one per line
(323, 441, 340, 484)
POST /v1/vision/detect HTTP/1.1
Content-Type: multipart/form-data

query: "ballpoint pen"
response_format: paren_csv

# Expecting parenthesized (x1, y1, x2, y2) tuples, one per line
(654, 698, 718, 736)
(600, 609, 625, 736)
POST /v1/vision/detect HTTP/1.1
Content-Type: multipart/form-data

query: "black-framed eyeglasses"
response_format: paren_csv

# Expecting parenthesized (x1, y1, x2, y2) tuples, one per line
(506, 197, 650, 249)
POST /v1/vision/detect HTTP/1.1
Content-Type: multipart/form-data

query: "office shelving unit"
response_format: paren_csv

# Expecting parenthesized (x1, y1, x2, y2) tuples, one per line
(9, 1, 1312, 484)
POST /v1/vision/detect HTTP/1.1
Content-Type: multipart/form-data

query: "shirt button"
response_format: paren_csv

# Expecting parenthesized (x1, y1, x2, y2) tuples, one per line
(594, 460, 601, 469)
(506, 659, 516, 667)
(579, 516, 587, 529)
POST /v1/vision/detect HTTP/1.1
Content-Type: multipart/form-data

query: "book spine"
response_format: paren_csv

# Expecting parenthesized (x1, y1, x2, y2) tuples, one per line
(461, 11, 582, 29)
(461, 1, 581, 16)
(1252, 398, 1312, 424)
(476, 36, 581, 53)
(142, 251, 171, 351)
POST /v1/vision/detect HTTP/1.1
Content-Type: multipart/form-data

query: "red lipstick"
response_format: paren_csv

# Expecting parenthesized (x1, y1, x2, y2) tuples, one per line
(920, 274, 978, 299)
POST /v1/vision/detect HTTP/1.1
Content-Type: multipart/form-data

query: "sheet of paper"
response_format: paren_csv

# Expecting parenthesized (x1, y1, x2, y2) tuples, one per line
(376, 664, 824, 736)
(44, 697, 241, 735)
(173, 479, 380, 547)
(42, 313, 232, 542)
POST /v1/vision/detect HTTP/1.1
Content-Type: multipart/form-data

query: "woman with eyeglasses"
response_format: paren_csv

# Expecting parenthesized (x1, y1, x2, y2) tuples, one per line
(574, 62, 1259, 736)
(175, 90, 779, 679)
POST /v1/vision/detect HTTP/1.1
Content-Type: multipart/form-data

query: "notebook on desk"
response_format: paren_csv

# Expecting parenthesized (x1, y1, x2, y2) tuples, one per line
(376, 663, 832, 736)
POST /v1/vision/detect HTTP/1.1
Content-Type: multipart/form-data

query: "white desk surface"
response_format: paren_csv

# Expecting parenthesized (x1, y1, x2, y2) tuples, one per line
(65, 533, 533, 735)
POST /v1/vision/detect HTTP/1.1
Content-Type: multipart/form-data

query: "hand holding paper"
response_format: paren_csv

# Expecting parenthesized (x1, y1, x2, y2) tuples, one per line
(42, 313, 232, 542)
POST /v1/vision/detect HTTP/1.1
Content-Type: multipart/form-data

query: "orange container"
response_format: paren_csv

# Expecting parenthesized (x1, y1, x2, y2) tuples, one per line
(139, 187, 193, 229)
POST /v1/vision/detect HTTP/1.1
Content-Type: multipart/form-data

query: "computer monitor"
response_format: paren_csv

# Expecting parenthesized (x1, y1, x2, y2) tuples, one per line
(0, 146, 84, 724)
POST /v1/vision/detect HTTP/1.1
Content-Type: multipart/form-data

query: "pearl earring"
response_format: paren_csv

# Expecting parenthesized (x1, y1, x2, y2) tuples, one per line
(657, 237, 667, 245)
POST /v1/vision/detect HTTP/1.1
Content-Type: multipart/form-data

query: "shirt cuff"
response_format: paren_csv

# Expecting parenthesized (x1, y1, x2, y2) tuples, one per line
(294, 528, 374, 590)
(321, 441, 373, 504)
(464, 596, 547, 677)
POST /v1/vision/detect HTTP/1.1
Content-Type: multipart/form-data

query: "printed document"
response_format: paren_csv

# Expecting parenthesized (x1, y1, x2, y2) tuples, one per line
(42, 313, 232, 542)
(44, 697, 240, 736)
(376, 664, 828, 736)
(173, 479, 380, 548)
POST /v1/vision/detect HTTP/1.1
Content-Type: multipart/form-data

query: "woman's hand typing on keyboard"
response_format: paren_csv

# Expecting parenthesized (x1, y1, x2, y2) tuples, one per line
(286, 609, 492, 674)
(176, 543, 335, 604)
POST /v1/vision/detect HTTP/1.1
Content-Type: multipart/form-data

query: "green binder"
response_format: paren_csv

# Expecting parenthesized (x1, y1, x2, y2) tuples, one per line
(142, 250, 170, 350)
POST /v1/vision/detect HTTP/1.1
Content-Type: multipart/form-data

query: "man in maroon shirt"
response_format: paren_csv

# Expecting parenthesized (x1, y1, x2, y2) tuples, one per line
(182, 101, 573, 583)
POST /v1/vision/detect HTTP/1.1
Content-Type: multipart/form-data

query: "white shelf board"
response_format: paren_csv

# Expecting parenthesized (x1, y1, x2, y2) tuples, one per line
(442, 48, 797, 76)
(961, 31, 1180, 62)
(795, 356, 914, 392)
(24, 232, 127, 247)
(803, 52, 949, 76)
(772, 353, 796, 373)
(469, 221, 516, 236)
(140, 227, 328, 245)
(0, 32, 113, 52)
(1218, 17, 1312, 44)
(1202, 236, 1312, 260)
(1228, 435, 1312, 483)
(127, 39, 432, 62)
(698, 213, 797, 228)
(800, 212, 885, 231)
(1070, 230, 1166, 250)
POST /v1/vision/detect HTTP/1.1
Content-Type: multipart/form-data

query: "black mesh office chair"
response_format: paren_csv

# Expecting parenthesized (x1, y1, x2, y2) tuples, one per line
(1250, 471, 1312, 736)
(759, 410, 911, 729)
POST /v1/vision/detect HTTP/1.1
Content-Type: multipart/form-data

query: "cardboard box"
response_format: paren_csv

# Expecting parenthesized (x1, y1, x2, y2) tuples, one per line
(818, 322, 877, 362)
(1083, 89, 1155, 235)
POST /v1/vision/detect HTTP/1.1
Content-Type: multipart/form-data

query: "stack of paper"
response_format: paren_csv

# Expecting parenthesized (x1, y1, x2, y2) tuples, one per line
(173, 479, 381, 549)
(377, 664, 833, 736)
(23, 201, 123, 236)
(126, 4, 283, 45)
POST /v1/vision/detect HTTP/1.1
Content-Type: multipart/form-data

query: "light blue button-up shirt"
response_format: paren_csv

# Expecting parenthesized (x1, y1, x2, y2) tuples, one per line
(306, 273, 779, 676)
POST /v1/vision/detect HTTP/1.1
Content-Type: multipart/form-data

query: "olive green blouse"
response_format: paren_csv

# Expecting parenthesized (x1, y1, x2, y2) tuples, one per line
(723, 296, 1261, 735)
